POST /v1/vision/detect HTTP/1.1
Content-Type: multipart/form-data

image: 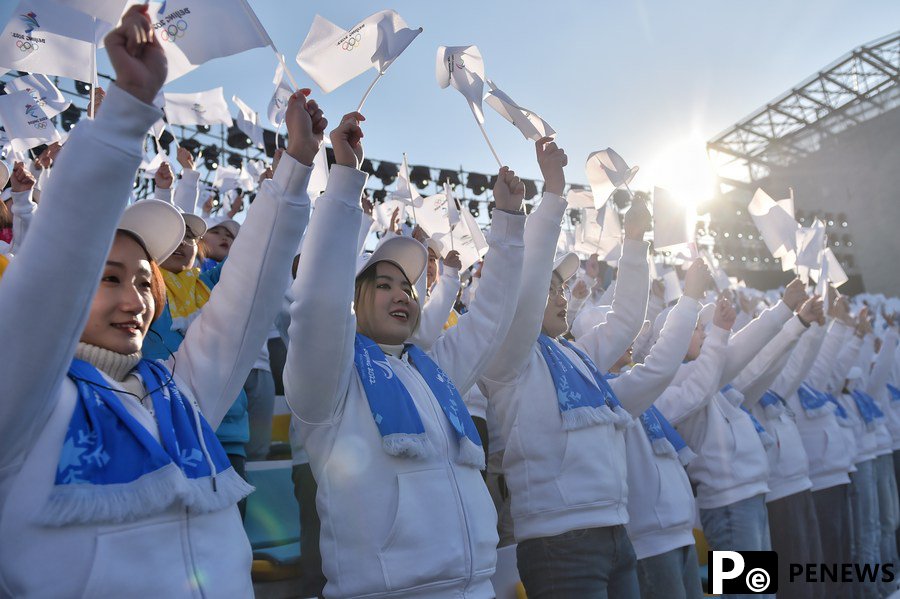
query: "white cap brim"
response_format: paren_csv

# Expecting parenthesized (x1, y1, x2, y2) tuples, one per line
(182, 213, 207, 239)
(0, 162, 9, 190)
(552, 251, 579, 283)
(118, 199, 186, 264)
(204, 215, 240, 239)
(356, 235, 427, 285)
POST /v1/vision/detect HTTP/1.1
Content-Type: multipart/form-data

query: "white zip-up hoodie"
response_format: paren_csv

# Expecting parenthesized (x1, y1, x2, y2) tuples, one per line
(0, 87, 312, 598)
(482, 190, 650, 542)
(613, 296, 701, 560)
(658, 301, 793, 510)
(866, 330, 899, 450)
(284, 166, 525, 598)
(736, 316, 812, 502)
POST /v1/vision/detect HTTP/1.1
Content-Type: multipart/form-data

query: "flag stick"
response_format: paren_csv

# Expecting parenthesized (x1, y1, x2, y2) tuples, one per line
(469, 103, 502, 168)
(272, 48, 301, 91)
(356, 72, 383, 112)
(89, 17, 97, 120)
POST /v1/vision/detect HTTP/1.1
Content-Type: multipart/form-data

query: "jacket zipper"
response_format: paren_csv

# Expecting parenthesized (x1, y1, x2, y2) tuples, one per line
(183, 506, 206, 599)
(403, 355, 475, 590)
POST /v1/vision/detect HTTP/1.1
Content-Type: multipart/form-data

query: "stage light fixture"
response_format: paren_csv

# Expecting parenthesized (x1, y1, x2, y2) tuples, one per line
(375, 161, 399, 186)
(468, 199, 480, 217)
(410, 166, 431, 190)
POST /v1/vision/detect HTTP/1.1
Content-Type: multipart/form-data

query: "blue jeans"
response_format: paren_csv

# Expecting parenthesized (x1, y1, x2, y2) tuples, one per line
(636, 544, 703, 599)
(875, 454, 899, 597)
(849, 459, 880, 599)
(516, 525, 640, 599)
(700, 494, 772, 599)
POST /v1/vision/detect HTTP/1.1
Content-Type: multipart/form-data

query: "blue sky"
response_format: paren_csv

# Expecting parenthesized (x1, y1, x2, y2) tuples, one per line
(6, 1, 900, 196)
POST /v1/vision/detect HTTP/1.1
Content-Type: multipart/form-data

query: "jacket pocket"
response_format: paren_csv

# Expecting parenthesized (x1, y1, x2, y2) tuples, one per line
(653, 460, 695, 531)
(83, 519, 189, 598)
(379, 468, 467, 591)
(556, 428, 624, 508)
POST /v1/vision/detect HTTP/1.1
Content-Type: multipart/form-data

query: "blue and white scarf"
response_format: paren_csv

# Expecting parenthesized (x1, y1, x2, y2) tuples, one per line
(759, 389, 785, 419)
(797, 382, 831, 418)
(353, 334, 484, 469)
(45, 359, 253, 526)
(740, 405, 775, 449)
(850, 389, 885, 431)
(537, 335, 631, 431)
(887, 383, 900, 403)
(823, 391, 853, 428)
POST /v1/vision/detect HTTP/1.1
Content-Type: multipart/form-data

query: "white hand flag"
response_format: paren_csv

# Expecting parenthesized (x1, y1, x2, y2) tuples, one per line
(0, 89, 60, 153)
(585, 148, 638, 208)
(795, 219, 825, 270)
(0, 0, 107, 83)
(373, 199, 406, 233)
(390, 154, 424, 208)
(652, 186, 695, 252)
(444, 181, 461, 227)
(144, 0, 271, 84)
(163, 87, 231, 126)
(822, 248, 848, 288)
(267, 57, 293, 127)
(3, 73, 70, 118)
(435, 45, 486, 123)
(747, 188, 799, 271)
(57, 0, 128, 29)
(296, 10, 421, 94)
(484, 80, 555, 141)
(232, 95, 263, 147)
(417, 192, 459, 240)
(445, 208, 488, 271)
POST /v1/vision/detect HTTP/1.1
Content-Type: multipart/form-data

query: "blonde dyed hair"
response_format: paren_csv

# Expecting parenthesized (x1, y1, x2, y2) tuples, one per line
(354, 262, 421, 339)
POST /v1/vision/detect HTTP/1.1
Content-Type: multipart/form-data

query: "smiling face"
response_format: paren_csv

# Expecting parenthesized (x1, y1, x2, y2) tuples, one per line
(541, 272, 570, 338)
(80, 232, 164, 355)
(160, 231, 199, 273)
(202, 224, 235, 262)
(355, 261, 420, 345)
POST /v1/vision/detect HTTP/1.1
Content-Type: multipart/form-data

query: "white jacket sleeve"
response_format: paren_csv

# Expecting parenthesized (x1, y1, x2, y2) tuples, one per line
(409, 266, 460, 350)
(719, 300, 794, 386)
(655, 326, 731, 425)
(172, 154, 311, 428)
(829, 333, 863, 393)
(771, 322, 826, 400)
(173, 169, 200, 215)
(608, 295, 701, 416)
(734, 316, 807, 407)
(356, 213, 374, 254)
(867, 330, 898, 398)
(0, 86, 161, 468)
(807, 320, 852, 389)
(482, 192, 566, 383)
(9, 189, 37, 255)
(575, 239, 650, 373)
(570, 301, 611, 341)
(428, 209, 526, 395)
(284, 166, 366, 424)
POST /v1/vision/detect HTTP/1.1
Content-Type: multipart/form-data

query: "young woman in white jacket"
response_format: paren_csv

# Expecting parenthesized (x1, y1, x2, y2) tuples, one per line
(481, 138, 652, 598)
(0, 10, 319, 597)
(284, 114, 527, 598)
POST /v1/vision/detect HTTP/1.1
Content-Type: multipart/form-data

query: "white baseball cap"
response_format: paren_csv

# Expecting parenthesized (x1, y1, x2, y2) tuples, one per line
(118, 200, 186, 263)
(552, 251, 579, 283)
(181, 212, 207, 240)
(355, 235, 427, 286)
(203, 215, 240, 239)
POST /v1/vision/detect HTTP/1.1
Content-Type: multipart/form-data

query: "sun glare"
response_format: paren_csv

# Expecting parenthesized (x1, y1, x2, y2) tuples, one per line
(635, 133, 717, 212)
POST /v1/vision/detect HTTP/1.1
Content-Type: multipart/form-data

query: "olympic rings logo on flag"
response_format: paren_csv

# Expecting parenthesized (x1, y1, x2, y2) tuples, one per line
(341, 32, 362, 51)
(158, 19, 187, 42)
(16, 39, 39, 52)
(33, 121, 48, 129)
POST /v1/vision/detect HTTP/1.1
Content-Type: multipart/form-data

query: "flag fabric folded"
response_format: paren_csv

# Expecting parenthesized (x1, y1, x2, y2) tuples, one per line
(436, 45, 486, 123)
(566, 188, 595, 209)
(145, 0, 271, 84)
(0, 0, 105, 83)
(417, 192, 458, 240)
(390, 154, 423, 208)
(585, 148, 637, 208)
(232, 95, 263, 147)
(56, 0, 129, 29)
(484, 80, 554, 141)
(0, 88, 61, 153)
(296, 10, 421, 94)
(748, 188, 799, 271)
(3, 73, 70, 118)
(163, 87, 231, 126)
(267, 57, 293, 127)
(652, 186, 695, 252)
(444, 181, 461, 227)
(795, 219, 825, 270)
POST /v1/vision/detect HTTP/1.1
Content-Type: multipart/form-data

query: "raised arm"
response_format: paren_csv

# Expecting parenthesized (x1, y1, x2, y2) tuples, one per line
(430, 166, 528, 393)
(718, 279, 804, 386)
(284, 113, 366, 424)
(655, 298, 734, 425)
(0, 7, 165, 466)
(482, 138, 568, 382)
(867, 329, 899, 399)
(8, 162, 37, 255)
(576, 199, 652, 372)
(409, 257, 460, 350)
(772, 308, 827, 400)
(173, 146, 201, 215)
(175, 92, 321, 427)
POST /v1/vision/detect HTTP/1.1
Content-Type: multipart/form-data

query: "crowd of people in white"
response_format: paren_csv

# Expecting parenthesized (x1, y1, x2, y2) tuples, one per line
(1, 7, 899, 599)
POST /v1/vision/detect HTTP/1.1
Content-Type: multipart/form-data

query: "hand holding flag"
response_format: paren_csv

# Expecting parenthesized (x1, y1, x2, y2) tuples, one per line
(105, 4, 167, 105)
(585, 148, 638, 208)
(485, 80, 555, 141)
(283, 89, 327, 167)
